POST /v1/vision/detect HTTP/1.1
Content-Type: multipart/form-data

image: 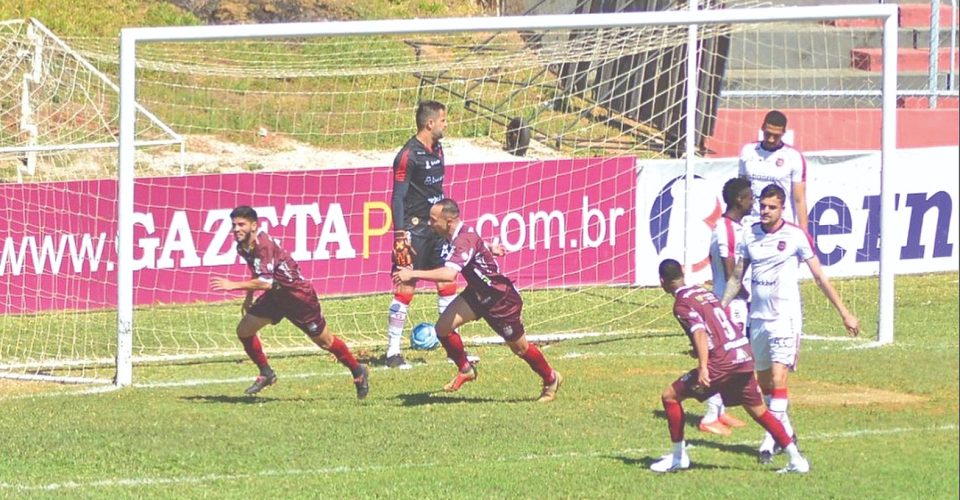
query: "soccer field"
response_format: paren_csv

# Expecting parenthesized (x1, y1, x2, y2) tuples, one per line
(0, 272, 957, 498)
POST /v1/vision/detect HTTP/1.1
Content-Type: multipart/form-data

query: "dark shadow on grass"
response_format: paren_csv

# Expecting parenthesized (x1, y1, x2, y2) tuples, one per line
(396, 391, 529, 406)
(609, 455, 727, 471)
(181, 394, 294, 404)
(686, 439, 758, 457)
(651, 409, 703, 427)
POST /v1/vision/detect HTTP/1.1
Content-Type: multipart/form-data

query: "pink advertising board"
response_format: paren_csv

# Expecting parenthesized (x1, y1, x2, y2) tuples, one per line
(1, 157, 635, 314)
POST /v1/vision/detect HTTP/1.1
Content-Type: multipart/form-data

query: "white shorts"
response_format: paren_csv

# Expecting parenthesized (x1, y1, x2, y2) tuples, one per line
(749, 314, 801, 371)
(727, 298, 749, 337)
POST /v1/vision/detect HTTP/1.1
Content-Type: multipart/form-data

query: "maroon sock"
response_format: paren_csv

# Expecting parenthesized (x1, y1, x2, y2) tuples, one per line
(240, 335, 270, 371)
(325, 336, 360, 373)
(439, 333, 470, 371)
(519, 344, 554, 383)
(753, 409, 793, 449)
(664, 400, 685, 443)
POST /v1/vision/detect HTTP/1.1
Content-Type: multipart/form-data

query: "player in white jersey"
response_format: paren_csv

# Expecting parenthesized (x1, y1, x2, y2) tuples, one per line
(698, 177, 755, 437)
(738, 110, 808, 231)
(721, 184, 860, 465)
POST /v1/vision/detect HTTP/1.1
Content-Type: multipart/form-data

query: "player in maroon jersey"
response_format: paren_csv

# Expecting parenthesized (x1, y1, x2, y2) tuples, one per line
(210, 206, 369, 399)
(392, 199, 562, 402)
(650, 259, 808, 473)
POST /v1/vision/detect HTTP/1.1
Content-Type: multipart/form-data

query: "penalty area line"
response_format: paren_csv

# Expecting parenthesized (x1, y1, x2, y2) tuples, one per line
(2, 424, 956, 492)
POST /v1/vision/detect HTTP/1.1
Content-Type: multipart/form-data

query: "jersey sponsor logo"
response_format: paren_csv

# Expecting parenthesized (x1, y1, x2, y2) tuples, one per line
(423, 175, 443, 186)
(777, 240, 786, 251)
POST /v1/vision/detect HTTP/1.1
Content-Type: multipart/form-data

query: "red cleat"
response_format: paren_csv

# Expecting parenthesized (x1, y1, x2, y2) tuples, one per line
(443, 365, 477, 392)
(718, 412, 747, 428)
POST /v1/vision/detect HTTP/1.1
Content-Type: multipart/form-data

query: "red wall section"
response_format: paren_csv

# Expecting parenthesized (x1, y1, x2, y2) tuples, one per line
(706, 108, 960, 157)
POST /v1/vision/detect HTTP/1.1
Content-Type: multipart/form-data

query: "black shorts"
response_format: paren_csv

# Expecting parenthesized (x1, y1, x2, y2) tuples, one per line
(393, 222, 449, 272)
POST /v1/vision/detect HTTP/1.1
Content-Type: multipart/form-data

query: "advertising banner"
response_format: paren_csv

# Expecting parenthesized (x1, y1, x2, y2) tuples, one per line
(1, 157, 637, 314)
(635, 147, 959, 286)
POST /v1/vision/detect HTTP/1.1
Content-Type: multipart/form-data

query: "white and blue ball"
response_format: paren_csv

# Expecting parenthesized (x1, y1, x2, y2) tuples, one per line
(410, 322, 440, 350)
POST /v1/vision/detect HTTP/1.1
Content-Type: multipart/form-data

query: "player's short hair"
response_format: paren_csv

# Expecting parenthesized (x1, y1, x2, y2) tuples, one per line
(763, 110, 788, 128)
(722, 177, 752, 206)
(230, 205, 258, 222)
(658, 258, 684, 283)
(415, 101, 446, 131)
(759, 183, 786, 205)
(434, 198, 460, 219)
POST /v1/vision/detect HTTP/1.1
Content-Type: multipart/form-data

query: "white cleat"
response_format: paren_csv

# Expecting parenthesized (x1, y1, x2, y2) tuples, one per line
(777, 456, 810, 474)
(650, 453, 691, 473)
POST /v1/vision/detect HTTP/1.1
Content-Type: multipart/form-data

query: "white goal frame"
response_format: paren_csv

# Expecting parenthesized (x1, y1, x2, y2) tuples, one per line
(117, 4, 900, 387)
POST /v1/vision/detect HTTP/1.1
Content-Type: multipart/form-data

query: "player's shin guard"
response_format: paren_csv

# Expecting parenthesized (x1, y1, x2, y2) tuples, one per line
(326, 336, 361, 373)
(387, 292, 412, 357)
(240, 335, 270, 373)
(769, 388, 795, 437)
(518, 344, 554, 383)
(663, 399, 685, 443)
(438, 332, 470, 371)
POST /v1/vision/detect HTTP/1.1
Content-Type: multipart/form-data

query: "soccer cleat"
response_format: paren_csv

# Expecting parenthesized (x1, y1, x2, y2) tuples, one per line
(650, 453, 691, 473)
(244, 372, 277, 395)
(758, 449, 775, 465)
(384, 353, 412, 370)
(698, 420, 732, 437)
(353, 364, 369, 400)
(537, 370, 563, 403)
(443, 365, 477, 392)
(777, 456, 810, 474)
(718, 413, 747, 428)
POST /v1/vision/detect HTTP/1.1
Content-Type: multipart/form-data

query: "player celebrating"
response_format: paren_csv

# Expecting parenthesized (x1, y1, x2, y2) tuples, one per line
(392, 199, 563, 402)
(698, 177, 754, 436)
(386, 100, 458, 369)
(651, 259, 809, 474)
(721, 184, 860, 463)
(211, 206, 369, 399)
(738, 110, 808, 230)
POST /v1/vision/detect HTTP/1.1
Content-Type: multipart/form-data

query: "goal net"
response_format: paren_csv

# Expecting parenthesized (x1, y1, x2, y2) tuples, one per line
(0, 3, 898, 385)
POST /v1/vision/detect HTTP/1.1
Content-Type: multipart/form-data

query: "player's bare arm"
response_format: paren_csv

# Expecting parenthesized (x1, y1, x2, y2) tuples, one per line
(692, 327, 711, 387)
(393, 266, 458, 286)
(793, 180, 808, 230)
(805, 256, 861, 336)
(720, 258, 747, 307)
(210, 277, 272, 292)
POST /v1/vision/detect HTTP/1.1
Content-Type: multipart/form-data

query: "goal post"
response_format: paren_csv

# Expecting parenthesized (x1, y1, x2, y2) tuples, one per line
(0, 4, 903, 387)
(111, 4, 897, 387)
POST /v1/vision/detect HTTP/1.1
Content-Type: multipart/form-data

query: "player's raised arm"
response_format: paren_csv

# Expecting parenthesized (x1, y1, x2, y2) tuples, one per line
(804, 256, 860, 336)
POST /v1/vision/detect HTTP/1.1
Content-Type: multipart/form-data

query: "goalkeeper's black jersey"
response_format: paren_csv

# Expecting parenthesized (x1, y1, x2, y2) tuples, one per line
(391, 136, 445, 230)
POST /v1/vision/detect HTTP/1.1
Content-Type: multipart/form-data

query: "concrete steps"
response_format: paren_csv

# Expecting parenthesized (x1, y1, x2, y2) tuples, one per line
(852, 47, 960, 71)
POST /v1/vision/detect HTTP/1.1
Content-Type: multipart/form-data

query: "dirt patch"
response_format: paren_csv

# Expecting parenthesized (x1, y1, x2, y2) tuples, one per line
(0, 378, 66, 399)
(791, 380, 927, 407)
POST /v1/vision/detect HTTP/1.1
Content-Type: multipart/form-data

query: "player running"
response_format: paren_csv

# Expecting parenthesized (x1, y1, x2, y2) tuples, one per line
(211, 206, 369, 399)
(393, 199, 562, 402)
(651, 258, 809, 474)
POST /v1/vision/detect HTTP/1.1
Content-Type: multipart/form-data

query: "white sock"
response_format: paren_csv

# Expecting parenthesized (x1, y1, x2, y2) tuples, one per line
(387, 299, 408, 357)
(703, 393, 723, 423)
(672, 440, 686, 458)
(769, 396, 795, 437)
(438, 292, 459, 333)
(783, 443, 803, 462)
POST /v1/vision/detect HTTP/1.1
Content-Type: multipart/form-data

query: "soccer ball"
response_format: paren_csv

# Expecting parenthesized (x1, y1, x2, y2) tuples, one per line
(410, 322, 440, 350)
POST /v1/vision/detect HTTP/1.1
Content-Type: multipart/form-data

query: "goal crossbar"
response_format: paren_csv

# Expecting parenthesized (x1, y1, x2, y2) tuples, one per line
(117, 4, 900, 387)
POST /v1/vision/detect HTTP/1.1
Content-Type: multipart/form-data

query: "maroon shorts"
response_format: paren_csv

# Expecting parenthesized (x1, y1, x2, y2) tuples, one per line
(460, 287, 525, 342)
(671, 369, 763, 407)
(247, 285, 327, 337)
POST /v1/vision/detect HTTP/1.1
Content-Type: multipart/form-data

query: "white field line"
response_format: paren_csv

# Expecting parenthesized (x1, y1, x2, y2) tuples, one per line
(0, 424, 955, 492)
(0, 332, 896, 400)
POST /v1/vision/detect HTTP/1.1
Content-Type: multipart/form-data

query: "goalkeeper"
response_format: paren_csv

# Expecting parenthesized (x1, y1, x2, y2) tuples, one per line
(385, 100, 458, 369)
